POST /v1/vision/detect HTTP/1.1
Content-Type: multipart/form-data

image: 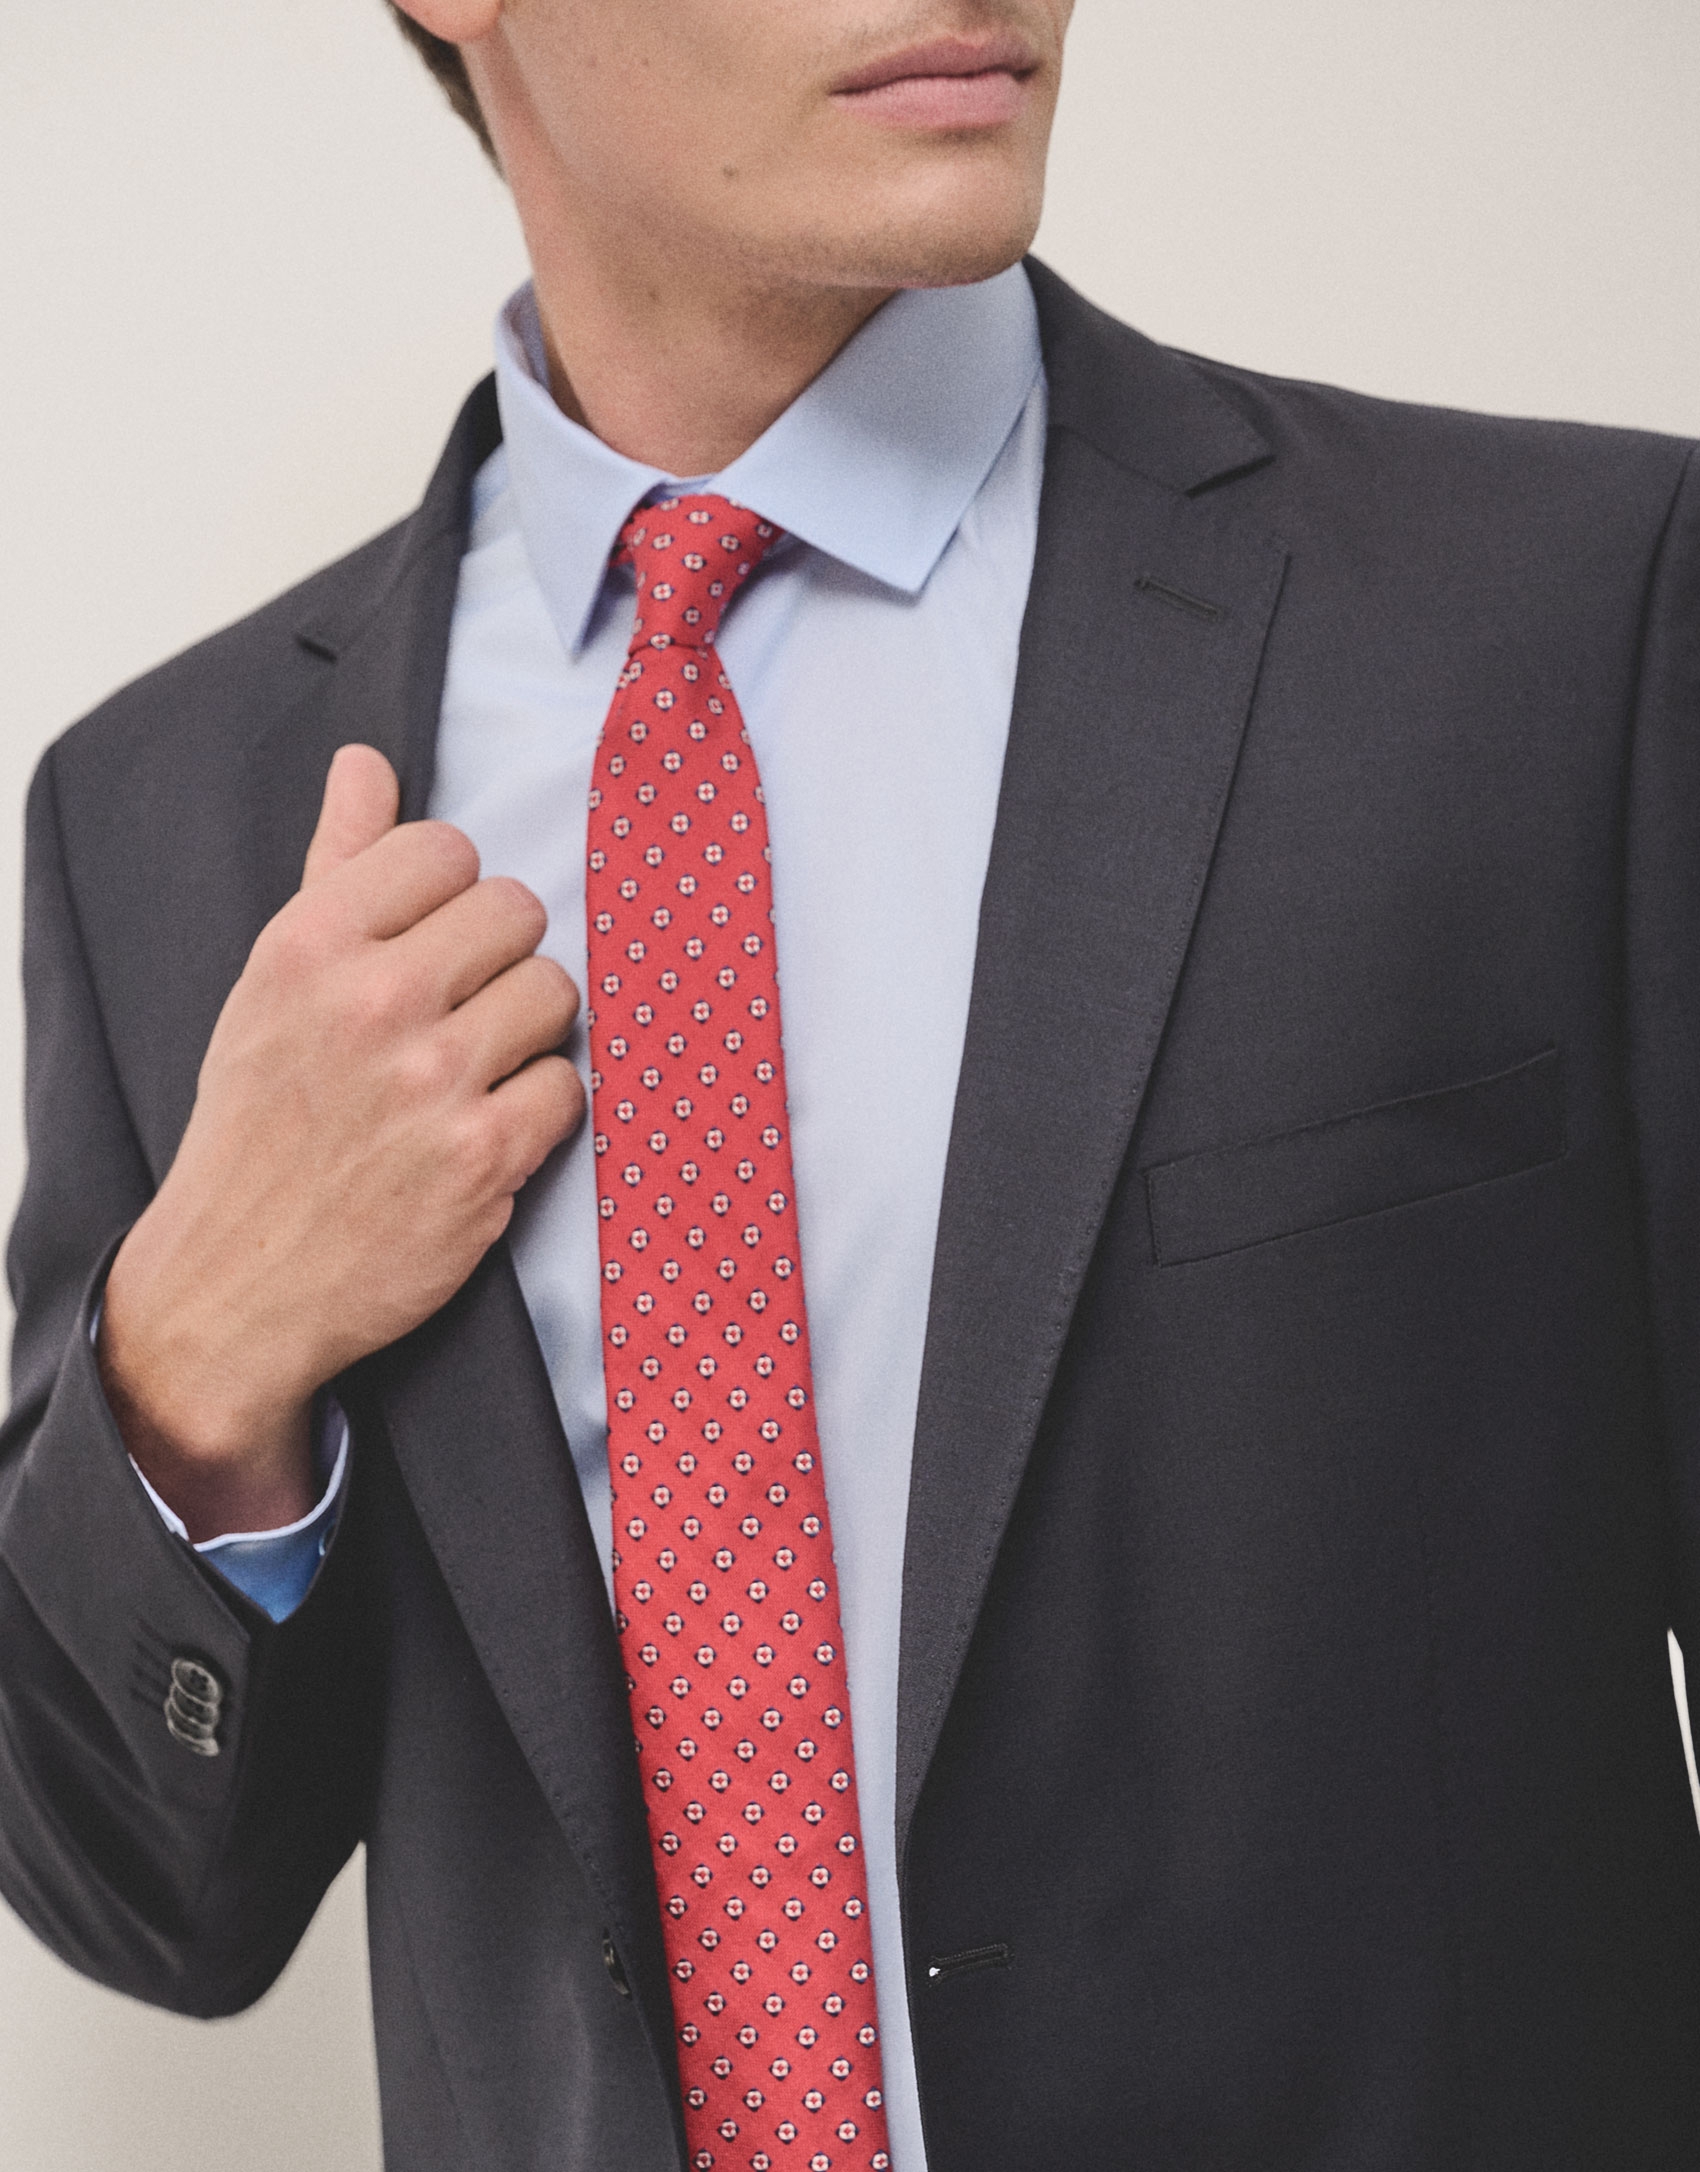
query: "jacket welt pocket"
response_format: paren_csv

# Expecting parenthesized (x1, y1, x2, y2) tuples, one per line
(1144, 1047, 1564, 1267)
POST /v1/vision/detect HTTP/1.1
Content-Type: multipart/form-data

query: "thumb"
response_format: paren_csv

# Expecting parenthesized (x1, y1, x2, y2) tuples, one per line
(301, 744, 401, 888)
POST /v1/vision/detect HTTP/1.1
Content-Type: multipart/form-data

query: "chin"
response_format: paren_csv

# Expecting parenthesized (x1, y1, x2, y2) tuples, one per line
(878, 219, 1039, 290)
(763, 166, 1047, 293)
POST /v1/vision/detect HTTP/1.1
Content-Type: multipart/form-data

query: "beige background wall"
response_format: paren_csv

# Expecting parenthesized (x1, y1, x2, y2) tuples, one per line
(1, 2, 1697, 2164)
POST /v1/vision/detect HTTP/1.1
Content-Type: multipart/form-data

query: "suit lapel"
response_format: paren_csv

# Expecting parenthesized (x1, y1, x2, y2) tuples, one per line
(353, 1247, 678, 2068)
(895, 271, 1289, 1847)
(248, 285, 1289, 2031)
(250, 374, 501, 909)
(253, 380, 681, 2065)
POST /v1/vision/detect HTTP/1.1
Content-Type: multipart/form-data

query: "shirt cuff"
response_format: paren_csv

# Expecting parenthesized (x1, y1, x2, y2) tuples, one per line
(89, 1294, 351, 1621)
(129, 1401, 351, 1625)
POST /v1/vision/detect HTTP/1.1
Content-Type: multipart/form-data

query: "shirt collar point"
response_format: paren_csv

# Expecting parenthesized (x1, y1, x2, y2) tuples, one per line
(491, 266, 1039, 636)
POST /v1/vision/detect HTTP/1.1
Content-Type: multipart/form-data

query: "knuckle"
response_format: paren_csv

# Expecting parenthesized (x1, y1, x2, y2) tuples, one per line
(555, 1055, 588, 1118)
(514, 956, 577, 1038)
(391, 1031, 461, 1104)
(481, 875, 548, 947)
(422, 820, 481, 887)
(338, 967, 410, 1042)
(394, 819, 479, 893)
(493, 1062, 580, 1178)
(535, 1054, 586, 1137)
(538, 956, 581, 1024)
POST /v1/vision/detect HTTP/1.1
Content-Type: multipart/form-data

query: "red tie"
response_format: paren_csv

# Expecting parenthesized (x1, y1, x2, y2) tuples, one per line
(586, 496, 893, 2172)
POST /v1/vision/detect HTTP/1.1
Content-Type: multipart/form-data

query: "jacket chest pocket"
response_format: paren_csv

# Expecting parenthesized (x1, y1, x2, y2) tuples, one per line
(1143, 1047, 1565, 1266)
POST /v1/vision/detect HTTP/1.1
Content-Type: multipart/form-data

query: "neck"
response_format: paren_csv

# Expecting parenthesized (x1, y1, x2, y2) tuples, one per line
(538, 259, 890, 479)
(513, 163, 892, 479)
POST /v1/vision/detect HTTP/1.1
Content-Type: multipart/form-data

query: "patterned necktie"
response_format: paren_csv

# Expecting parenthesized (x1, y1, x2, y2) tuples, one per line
(586, 496, 892, 2172)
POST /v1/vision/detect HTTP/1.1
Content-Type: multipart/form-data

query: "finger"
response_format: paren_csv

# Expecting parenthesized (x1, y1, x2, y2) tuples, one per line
(390, 875, 551, 1012)
(308, 819, 482, 944)
(301, 745, 400, 888)
(488, 1054, 587, 1188)
(448, 954, 581, 1086)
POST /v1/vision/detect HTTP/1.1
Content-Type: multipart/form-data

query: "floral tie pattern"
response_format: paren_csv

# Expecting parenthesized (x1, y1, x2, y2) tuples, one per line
(586, 496, 892, 2172)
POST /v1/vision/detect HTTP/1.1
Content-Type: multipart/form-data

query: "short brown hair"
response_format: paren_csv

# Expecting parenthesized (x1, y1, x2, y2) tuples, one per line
(387, 6, 497, 164)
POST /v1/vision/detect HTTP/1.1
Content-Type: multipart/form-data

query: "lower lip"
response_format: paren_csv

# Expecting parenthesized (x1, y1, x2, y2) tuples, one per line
(835, 69, 1028, 131)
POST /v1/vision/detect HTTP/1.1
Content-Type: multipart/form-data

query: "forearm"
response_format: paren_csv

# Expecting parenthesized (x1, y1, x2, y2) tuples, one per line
(0, 1266, 373, 2013)
(0, 748, 375, 2011)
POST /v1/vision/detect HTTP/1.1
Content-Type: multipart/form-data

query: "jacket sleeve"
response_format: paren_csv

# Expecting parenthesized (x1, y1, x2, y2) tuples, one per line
(0, 745, 378, 2018)
(1625, 444, 1700, 1657)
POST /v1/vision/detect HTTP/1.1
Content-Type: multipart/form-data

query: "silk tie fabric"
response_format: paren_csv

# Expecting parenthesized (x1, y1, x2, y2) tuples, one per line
(586, 496, 893, 2172)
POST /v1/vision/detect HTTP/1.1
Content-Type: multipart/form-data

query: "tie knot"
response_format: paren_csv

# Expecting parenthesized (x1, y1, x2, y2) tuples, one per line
(615, 494, 782, 651)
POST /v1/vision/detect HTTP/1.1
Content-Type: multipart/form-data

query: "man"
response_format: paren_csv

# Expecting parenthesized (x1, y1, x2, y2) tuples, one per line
(1, 0, 1697, 2164)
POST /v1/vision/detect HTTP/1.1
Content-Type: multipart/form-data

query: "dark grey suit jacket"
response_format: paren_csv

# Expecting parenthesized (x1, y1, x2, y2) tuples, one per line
(3, 263, 1700, 2169)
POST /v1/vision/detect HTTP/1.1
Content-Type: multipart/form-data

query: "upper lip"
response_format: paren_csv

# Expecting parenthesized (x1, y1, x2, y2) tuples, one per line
(831, 31, 1040, 96)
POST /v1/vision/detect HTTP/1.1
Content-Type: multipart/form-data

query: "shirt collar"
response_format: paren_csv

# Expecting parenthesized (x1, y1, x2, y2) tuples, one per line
(492, 265, 1042, 658)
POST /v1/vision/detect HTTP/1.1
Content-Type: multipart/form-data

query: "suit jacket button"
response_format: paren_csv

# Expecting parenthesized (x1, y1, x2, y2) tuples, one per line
(602, 1933, 632, 1998)
(170, 1658, 222, 1707)
(165, 1657, 223, 1757)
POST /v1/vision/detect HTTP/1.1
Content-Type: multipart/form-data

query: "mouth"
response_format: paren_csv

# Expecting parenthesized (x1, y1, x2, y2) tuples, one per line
(830, 32, 1042, 131)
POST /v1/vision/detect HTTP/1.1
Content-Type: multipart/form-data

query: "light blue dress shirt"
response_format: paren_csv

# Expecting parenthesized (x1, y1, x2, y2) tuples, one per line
(131, 1402, 348, 1620)
(168, 264, 1045, 2171)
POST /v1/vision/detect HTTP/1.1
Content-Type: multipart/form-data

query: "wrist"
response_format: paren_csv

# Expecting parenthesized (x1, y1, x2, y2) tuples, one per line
(99, 1228, 320, 1542)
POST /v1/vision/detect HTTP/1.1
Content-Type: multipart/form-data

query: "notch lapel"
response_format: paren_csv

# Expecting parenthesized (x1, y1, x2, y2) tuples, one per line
(251, 375, 501, 908)
(255, 381, 680, 2066)
(896, 280, 1289, 1848)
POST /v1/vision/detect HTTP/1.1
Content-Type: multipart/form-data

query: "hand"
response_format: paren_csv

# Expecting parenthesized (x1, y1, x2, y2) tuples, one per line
(98, 744, 584, 1541)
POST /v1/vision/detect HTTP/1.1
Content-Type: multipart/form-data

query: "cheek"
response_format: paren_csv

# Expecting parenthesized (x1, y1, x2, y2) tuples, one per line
(553, 0, 851, 182)
(541, 59, 778, 222)
(529, 0, 799, 164)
